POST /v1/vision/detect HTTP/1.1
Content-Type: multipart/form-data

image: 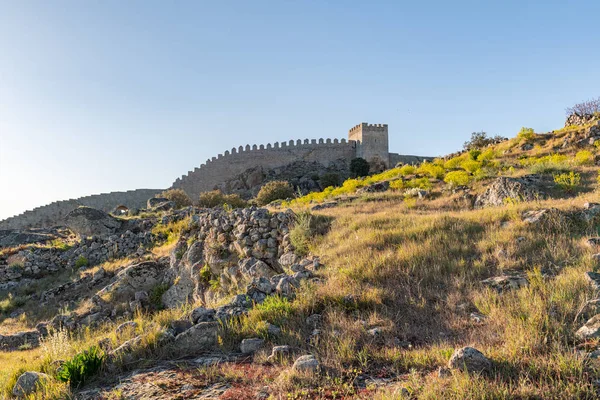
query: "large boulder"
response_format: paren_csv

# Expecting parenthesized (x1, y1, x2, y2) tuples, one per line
(12, 371, 50, 398)
(147, 197, 169, 208)
(448, 347, 491, 373)
(64, 206, 122, 237)
(475, 176, 546, 207)
(0, 230, 57, 248)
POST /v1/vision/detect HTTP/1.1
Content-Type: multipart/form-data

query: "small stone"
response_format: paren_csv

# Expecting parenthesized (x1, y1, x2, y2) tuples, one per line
(306, 314, 322, 329)
(470, 312, 487, 323)
(240, 338, 265, 354)
(448, 347, 491, 373)
(267, 345, 291, 362)
(292, 354, 319, 373)
(368, 327, 383, 336)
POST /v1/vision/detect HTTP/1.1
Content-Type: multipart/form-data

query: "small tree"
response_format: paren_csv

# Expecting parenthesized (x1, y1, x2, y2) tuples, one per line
(350, 158, 370, 177)
(566, 97, 600, 116)
(256, 181, 294, 206)
(319, 173, 340, 188)
(160, 189, 192, 209)
(463, 131, 506, 150)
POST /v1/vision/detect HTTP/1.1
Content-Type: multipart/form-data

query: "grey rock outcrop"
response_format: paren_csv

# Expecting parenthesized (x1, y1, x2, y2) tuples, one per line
(576, 315, 600, 340)
(12, 371, 50, 398)
(64, 206, 122, 237)
(172, 322, 219, 354)
(475, 176, 546, 207)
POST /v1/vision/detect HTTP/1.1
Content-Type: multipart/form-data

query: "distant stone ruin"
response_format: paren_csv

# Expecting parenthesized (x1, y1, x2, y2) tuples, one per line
(0, 123, 431, 230)
(172, 123, 431, 201)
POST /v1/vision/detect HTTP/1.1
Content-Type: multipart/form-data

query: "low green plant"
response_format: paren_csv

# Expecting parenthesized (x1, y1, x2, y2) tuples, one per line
(256, 181, 294, 205)
(199, 264, 212, 285)
(444, 170, 472, 187)
(74, 256, 88, 269)
(148, 284, 170, 309)
(554, 171, 581, 193)
(56, 346, 104, 388)
(290, 212, 312, 256)
(198, 190, 247, 208)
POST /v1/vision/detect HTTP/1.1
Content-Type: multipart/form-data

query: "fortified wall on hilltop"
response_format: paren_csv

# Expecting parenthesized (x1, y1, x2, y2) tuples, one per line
(0, 123, 430, 230)
(173, 123, 430, 200)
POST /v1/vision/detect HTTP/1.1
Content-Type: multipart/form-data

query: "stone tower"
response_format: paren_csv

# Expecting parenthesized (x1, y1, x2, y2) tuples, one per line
(348, 123, 389, 169)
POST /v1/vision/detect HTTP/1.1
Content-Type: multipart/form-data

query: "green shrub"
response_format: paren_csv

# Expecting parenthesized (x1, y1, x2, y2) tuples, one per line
(468, 149, 481, 160)
(460, 159, 481, 174)
(319, 173, 341, 188)
(74, 256, 88, 269)
(574, 150, 594, 166)
(350, 158, 370, 177)
(444, 171, 472, 187)
(57, 346, 104, 388)
(406, 177, 432, 190)
(160, 189, 193, 209)
(443, 154, 468, 170)
(477, 148, 497, 162)
(416, 162, 445, 179)
(198, 190, 247, 208)
(517, 127, 536, 141)
(521, 153, 570, 174)
(256, 181, 295, 205)
(554, 171, 581, 193)
(389, 180, 405, 190)
(398, 165, 416, 176)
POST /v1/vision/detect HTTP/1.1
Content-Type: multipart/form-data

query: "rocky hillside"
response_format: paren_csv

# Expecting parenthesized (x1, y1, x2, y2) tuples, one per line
(1, 112, 600, 399)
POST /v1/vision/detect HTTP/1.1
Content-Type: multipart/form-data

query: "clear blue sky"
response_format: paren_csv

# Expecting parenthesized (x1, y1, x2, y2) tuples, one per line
(1, 0, 598, 220)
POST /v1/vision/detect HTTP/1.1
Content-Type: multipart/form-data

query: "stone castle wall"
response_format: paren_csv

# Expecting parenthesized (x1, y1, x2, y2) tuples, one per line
(171, 138, 356, 201)
(0, 189, 162, 230)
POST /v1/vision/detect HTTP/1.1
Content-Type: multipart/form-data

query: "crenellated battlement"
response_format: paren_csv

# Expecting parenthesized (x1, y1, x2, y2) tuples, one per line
(171, 136, 356, 200)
